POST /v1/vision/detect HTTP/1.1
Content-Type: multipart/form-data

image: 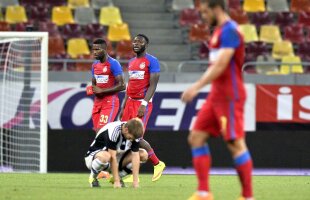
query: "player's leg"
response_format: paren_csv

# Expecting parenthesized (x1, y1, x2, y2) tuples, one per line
(85, 150, 111, 187)
(226, 139, 253, 200)
(97, 97, 120, 130)
(221, 100, 254, 200)
(188, 100, 218, 200)
(92, 104, 101, 133)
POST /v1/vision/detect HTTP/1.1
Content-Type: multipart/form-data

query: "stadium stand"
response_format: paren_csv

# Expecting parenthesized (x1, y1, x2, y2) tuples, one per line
(243, 0, 266, 12)
(290, 0, 310, 12)
(91, 0, 114, 9)
(5, 5, 27, 24)
(229, 8, 249, 24)
(62, 23, 83, 40)
(179, 8, 202, 27)
(267, 0, 289, 12)
(272, 41, 294, 59)
(0, 0, 19, 7)
(259, 25, 282, 43)
(0, 21, 11, 31)
(84, 23, 107, 41)
(280, 55, 304, 74)
(188, 23, 210, 43)
(275, 12, 295, 29)
(251, 12, 272, 28)
(74, 7, 97, 25)
(284, 24, 305, 44)
(52, 6, 75, 26)
(171, 0, 195, 11)
(107, 23, 131, 42)
(99, 6, 122, 25)
(227, 0, 241, 10)
(239, 24, 259, 43)
(68, 0, 90, 8)
(67, 38, 90, 58)
(298, 11, 310, 28)
(116, 40, 135, 59)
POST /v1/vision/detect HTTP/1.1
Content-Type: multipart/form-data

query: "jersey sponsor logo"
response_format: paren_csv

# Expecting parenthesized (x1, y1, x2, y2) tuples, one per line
(128, 70, 145, 80)
(139, 62, 146, 69)
(209, 49, 220, 62)
(95, 75, 109, 83)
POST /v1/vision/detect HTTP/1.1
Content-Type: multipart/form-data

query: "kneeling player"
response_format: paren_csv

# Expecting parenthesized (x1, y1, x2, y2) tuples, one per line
(84, 118, 144, 188)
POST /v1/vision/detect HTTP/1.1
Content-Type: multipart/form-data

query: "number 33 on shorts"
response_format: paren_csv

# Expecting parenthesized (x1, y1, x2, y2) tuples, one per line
(99, 115, 109, 123)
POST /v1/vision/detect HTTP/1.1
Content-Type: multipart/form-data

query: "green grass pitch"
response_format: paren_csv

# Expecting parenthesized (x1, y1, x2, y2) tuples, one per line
(0, 173, 309, 200)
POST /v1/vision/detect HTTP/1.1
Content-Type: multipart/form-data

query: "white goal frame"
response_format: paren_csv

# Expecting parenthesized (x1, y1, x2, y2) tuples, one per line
(0, 32, 48, 173)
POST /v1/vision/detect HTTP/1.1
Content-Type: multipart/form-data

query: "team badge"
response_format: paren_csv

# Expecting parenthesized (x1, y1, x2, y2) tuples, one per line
(139, 62, 145, 69)
(103, 66, 107, 73)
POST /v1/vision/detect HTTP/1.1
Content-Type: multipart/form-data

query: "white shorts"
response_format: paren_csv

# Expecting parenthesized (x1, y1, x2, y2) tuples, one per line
(84, 150, 102, 170)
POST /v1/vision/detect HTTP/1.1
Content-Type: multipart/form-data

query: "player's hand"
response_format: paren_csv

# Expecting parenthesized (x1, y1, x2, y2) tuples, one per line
(137, 105, 146, 118)
(113, 181, 122, 188)
(181, 85, 199, 103)
(92, 85, 104, 94)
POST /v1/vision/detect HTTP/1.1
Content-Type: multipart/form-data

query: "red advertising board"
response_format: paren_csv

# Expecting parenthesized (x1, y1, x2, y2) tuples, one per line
(256, 85, 310, 123)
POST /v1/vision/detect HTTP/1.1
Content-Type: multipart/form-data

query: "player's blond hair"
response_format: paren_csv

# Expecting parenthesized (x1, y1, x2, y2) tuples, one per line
(125, 118, 144, 139)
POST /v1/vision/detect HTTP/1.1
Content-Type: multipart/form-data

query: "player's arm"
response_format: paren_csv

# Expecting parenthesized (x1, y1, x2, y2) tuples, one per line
(92, 74, 126, 95)
(108, 148, 121, 188)
(131, 151, 140, 188)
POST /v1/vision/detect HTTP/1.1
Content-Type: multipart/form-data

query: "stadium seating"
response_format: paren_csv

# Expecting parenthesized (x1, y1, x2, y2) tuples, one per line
(290, 0, 310, 12)
(255, 55, 279, 75)
(28, 5, 49, 23)
(116, 40, 135, 59)
(243, 0, 265, 12)
(67, 38, 90, 58)
(91, 0, 114, 9)
(74, 7, 97, 25)
(62, 24, 83, 40)
(245, 41, 269, 63)
(0, 21, 11, 31)
(227, 0, 241, 10)
(275, 12, 295, 29)
(298, 12, 310, 27)
(14, 22, 33, 31)
(39, 22, 61, 37)
(199, 41, 209, 59)
(188, 23, 210, 42)
(5, 5, 27, 24)
(179, 8, 202, 27)
(251, 12, 272, 28)
(259, 25, 282, 43)
(229, 8, 249, 24)
(99, 6, 123, 26)
(107, 23, 131, 42)
(280, 55, 304, 74)
(239, 24, 259, 43)
(75, 54, 92, 71)
(297, 42, 310, 61)
(267, 0, 289, 12)
(0, 0, 19, 7)
(52, 6, 75, 26)
(20, 0, 41, 8)
(46, 0, 67, 8)
(84, 23, 107, 41)
(272, 41, 294, 59)
(171, 0, 195, 11)
(0, 9, 3, 21)
(284, 24, 305, 44)
(48, 36, 66, 58)
(68, 0, 90, 8)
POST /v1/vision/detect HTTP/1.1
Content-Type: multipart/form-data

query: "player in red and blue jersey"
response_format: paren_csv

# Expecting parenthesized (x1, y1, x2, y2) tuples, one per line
(90, 38, 125, 133)
(119, 34, 166, 182)
(181, 1, 254, 200)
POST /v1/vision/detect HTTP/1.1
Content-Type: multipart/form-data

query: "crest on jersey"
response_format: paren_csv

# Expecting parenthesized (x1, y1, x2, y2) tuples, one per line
(139, 62, 146, 69)
(103, 66, 107, 73)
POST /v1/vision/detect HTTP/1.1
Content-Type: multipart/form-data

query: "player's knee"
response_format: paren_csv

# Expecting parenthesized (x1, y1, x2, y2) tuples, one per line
(139, 148, 148, 163)
(226, 138, 247, 156)
(188, 131, 207, 147)
(96, 151, 111, 163)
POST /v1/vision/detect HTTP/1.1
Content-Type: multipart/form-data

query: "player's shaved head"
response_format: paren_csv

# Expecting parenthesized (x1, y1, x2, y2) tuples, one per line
(136, 34, 149, 44)
(93, 38, 107, 49)
(208, 0, 227, 11)
(125, 118, 144, 139)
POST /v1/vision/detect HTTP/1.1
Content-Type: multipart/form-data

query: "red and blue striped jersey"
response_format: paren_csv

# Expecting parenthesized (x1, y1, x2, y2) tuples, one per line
(208, 20, 246, 101)
(126, 53, 160, 99)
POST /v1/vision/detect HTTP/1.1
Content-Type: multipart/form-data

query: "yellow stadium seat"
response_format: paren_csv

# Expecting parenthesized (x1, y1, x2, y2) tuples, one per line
(0, 9, 3, 21)
(259, 25, 282, 43)
(5, 5, 27, 24)
(52, 6, 75, 26)
(272, 41, 294, 60)
(99, 6, 122, 26)
(68, 0, 90, 8)
(67, 38, 90, 58)
(243, 0, 266, 12)
(107, 23, 131, 42)
(239, 24, 258, 43)
(280, 56, 304, 74)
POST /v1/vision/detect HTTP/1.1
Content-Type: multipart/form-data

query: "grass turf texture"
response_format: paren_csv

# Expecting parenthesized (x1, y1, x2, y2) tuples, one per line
(0, 173, 309, 200)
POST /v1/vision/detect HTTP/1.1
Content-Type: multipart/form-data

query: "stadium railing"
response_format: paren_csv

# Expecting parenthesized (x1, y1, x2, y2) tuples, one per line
(48, 58, 169, 72)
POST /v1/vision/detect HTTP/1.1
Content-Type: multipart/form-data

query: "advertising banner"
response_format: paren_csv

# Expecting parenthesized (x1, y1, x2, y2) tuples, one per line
(256, 85, 310, 123)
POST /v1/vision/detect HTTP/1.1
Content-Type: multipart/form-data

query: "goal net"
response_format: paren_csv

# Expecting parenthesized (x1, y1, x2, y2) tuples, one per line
(0, 32, 48, 173)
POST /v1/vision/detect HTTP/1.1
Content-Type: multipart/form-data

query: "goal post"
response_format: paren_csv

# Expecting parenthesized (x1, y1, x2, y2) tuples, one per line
(0, 32, 48, 173)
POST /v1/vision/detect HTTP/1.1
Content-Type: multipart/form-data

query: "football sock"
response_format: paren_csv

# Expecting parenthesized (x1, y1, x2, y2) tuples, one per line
(234, 151, 253, 198)
(91, 158, 109, 178)
(192, 144, 211, 192)
(148, 149, 160, 166)
(119, 163, 133, 178)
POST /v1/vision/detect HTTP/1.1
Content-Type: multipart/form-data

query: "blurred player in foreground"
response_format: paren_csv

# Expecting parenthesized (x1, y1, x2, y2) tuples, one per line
(87, 38, 125, 133)
(119, 34, 166, 182)
(84, 118, 146, 188)
(181, 0, 254, 200)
